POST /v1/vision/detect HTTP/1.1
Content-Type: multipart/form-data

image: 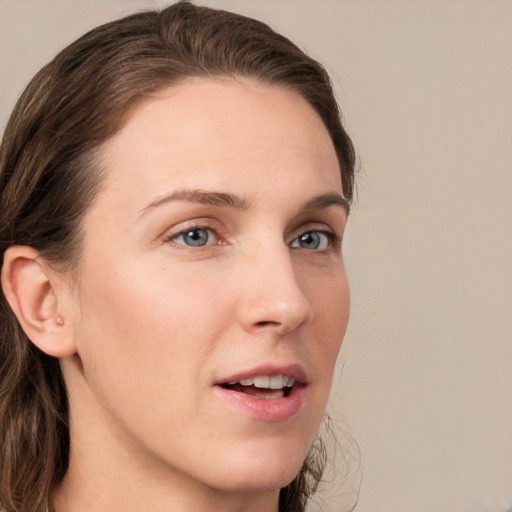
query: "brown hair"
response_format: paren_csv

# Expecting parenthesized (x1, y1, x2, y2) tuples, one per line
(0, 2, 355, 511)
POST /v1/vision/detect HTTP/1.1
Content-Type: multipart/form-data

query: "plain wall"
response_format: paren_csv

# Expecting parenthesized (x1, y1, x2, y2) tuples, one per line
(1, 1, 511, 511)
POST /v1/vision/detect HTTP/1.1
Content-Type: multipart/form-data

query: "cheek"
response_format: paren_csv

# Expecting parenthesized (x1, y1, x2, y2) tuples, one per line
(69, 256, 237, 463)
(73, 256, 229, 398)
(307, 267, 349, 377)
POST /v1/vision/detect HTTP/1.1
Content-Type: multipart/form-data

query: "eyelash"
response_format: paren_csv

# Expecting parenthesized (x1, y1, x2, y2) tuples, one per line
(167, 225, 221, 248)
(290, 230, 338, 251)
(165, 223, 339, 252)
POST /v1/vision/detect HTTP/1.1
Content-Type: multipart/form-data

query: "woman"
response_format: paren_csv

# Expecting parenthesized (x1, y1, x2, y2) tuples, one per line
(0, 2, 355, 511)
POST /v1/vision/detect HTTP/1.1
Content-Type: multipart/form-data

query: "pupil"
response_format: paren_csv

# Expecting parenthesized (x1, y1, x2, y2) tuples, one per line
(185, 229, 208, 246)
(300, 232, 320, 249)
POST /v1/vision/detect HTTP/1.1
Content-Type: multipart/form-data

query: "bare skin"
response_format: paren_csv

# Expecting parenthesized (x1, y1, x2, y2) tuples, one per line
(12, 78, 349, 512)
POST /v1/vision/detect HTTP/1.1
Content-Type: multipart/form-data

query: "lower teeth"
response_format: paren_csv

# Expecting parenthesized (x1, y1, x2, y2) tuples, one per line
(249, 389, 285, 399)
(224, 383, 287, 398)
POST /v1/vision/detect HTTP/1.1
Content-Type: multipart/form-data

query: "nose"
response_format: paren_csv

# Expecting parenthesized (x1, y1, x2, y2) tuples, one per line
(235, 242, 313, 336)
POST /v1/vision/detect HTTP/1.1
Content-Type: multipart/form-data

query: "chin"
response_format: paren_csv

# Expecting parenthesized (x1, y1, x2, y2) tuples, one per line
(205, 441, 309, 495)
(216, 468, 302, 496)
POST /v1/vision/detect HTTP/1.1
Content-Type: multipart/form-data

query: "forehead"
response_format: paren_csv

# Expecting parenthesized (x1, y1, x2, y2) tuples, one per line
(94, 78, 341, 214)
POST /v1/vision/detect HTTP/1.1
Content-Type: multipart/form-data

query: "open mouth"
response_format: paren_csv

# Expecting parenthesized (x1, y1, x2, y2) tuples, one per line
(219, 375, 296, 399)
(215, 370, 307, 421)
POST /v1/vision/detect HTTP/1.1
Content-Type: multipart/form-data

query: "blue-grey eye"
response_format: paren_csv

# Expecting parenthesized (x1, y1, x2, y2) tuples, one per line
(174, 228, 210, 247)
(291, 231, 330, 250)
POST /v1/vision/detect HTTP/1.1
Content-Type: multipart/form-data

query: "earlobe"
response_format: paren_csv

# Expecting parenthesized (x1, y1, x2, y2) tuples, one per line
(1, 246, 76, 358)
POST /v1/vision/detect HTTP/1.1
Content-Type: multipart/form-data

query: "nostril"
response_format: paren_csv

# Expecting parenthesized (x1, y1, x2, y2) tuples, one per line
(254, 320, 281, 328)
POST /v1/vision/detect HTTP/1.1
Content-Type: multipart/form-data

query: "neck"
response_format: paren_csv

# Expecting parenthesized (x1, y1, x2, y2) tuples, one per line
(52, 474, 279, 512)
(52, 432, 280, 512)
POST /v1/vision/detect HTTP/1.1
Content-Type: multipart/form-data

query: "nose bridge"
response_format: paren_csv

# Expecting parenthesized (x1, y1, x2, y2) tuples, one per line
(237, 235, 312, 334)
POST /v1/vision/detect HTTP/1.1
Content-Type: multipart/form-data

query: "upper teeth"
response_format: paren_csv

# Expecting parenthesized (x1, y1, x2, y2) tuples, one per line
(228, 375, 295, 389)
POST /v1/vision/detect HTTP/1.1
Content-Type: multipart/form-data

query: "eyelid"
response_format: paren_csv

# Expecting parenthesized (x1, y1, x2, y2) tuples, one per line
(172, 227, 216, 246)
(163, 219, 224, 248)
(288, 223, 341, 251)
(161, 218, 341, 252)
(288, 221, 337, 240)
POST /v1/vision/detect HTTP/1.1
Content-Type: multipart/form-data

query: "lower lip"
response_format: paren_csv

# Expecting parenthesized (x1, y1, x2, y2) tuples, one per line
(213, 385, 306, 422)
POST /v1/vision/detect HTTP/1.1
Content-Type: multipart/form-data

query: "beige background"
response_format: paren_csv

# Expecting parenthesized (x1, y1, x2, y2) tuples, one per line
(1, 1, 511, 511)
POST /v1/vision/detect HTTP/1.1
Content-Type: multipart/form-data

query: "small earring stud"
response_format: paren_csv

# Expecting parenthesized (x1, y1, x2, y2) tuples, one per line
(55, 315, 65, 326)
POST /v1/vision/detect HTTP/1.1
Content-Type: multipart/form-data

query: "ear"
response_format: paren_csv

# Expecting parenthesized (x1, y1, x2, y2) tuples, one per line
(1, 246, 77, 358)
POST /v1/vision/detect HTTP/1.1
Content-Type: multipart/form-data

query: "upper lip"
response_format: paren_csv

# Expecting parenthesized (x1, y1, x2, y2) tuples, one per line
(216, 363, 308, 386)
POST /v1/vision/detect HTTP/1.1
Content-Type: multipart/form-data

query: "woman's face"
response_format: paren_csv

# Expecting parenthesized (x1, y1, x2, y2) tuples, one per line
(64, 78, 349, 497)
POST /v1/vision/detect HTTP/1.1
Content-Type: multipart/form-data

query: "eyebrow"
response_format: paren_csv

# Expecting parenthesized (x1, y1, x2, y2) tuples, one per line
(139, 189, 349, 216)
(301, 192, 350, 216)
(139, 189, 250, 216)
